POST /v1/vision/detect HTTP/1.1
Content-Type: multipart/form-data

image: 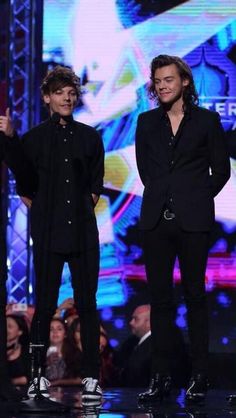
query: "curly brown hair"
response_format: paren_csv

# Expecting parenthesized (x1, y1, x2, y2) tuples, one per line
(40, 65, 81, 98)
(148, 54, 198, 108)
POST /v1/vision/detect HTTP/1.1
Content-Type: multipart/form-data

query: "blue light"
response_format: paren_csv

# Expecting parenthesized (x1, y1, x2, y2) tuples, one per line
(176, 316, 187, 329)
(222, 337, 229, 345)
(114, 318, 124, 329)
(110, 338, 119, 348)
(176, 304, 187, 328)
(101, 307, 113, 321)
(178, 305, 187, 315)
(217, 292, 231, 308)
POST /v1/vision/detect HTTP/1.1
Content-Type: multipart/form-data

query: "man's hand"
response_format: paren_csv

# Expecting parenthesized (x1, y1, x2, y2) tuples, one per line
(0, 108, 14, 137)
(21, 196, 32, 209)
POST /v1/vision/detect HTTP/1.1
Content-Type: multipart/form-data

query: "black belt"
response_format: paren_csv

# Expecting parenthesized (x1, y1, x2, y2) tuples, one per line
(163, 208, 175, 220)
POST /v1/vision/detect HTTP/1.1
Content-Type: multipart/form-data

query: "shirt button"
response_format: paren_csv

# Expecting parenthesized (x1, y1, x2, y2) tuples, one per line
(70, 131, 73, 135)
(64, 138, 67, 142)
(65, 158, 68, 162)
(171, 160, 174, 165)
(169, 198, 173, 202)
(66, 179, 70, 183)
(169, 142, 172, 146)
(67, 200, 71, 204)
(62, 126, 66, 129)
(68, 220, 72, 225)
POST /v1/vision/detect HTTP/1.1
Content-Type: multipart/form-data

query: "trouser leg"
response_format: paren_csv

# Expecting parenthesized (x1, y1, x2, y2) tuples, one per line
(142, 218, 177, 375)
(30, 250, 64, 377)
(69, 246, 100, 379)
(177, 230, 209, 375)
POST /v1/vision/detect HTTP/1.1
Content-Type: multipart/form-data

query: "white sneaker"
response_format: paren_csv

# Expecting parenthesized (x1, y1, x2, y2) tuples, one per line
(82, 377, 102, 403)
(27, 377, 51, 398)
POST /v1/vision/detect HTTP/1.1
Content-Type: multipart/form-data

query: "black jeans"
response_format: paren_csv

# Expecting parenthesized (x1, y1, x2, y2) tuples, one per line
(31, 246, 100, 379)
(142, 216, 209, 377)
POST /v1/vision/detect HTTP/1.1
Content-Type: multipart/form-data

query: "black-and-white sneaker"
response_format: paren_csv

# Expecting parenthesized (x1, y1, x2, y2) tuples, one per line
(82, 378, 102, 403)
(27, 377, 51, 398)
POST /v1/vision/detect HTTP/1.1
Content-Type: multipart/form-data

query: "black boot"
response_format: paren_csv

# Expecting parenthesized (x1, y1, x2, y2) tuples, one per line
(186, 374, 209, 402)
(227, 394, 236, 405)
(138, 374, 171, 403)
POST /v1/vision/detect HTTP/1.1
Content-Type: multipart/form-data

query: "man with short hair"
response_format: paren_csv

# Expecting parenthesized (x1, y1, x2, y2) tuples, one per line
(124, 305, 152, 387)
(130, 304, 151, 340)
(21, 66, 104, 403)
(135, 54, 230, 403)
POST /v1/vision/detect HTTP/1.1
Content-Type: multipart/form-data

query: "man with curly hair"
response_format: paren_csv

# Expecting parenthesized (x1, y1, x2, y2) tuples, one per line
(21, 66, 104, 403)
(135, 55, 230, 403)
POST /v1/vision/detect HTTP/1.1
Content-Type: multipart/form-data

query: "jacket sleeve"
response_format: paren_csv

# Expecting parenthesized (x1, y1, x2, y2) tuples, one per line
(1, 131, 38, 197)
(135, 113, 148, 186)
(21, 130, 39, 167)
(208, 112, 231, 197)
(90, 130, 105, 196)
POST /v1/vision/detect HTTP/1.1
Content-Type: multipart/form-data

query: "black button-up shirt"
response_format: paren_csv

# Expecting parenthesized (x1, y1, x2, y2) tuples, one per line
(50, 123, 78, 253)
(161, 110, 189, 212)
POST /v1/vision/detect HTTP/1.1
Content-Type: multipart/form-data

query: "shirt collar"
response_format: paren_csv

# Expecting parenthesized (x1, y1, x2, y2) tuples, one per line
(50, 113, 74, 126)
(159, 104, 192, 120)
(138, 330, 151, 345)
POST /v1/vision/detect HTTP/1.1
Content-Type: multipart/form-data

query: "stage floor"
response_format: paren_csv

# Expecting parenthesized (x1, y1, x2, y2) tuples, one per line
(1, 387, 236, 418)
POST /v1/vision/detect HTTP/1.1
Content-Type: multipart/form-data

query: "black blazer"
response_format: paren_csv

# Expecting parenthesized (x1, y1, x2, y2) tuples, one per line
(135, 106, 230, 231)
(22, 119, 104, 251)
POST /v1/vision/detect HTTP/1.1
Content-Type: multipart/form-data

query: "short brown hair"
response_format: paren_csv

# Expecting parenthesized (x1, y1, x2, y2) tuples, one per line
(149, 54, 198, 108)
(41, 65, 81, 98)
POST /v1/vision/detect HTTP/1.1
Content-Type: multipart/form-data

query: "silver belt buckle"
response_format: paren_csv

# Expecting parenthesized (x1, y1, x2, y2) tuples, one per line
(164, 209, 175, 220)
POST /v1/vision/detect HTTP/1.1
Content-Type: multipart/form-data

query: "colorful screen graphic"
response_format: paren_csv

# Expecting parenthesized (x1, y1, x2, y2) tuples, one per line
(43, 0, 236, 352)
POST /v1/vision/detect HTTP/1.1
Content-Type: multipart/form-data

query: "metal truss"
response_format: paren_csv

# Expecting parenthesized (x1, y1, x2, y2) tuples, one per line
(7, 0, 42, 303)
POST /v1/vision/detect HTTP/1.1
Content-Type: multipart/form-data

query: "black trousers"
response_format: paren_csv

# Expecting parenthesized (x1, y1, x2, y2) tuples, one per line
(142, 215, 210, 377)
(30, 246, 100, 379)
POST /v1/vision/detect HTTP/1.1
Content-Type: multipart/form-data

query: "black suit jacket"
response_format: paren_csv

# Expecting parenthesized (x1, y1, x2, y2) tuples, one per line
(22, 119, 104, 251)
(135, 106, 230, 231)
(122, 336, 152, 387)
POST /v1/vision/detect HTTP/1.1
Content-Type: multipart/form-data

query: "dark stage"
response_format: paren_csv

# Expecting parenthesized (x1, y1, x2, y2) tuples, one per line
(1, 387, 236, 418)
